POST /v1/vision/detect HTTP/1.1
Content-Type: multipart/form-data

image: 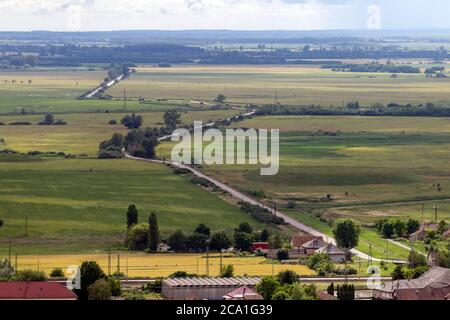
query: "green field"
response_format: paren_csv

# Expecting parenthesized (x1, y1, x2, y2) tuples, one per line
(182, 115, 450, 259)
(0, 109, 239, 155)
(0, 158, 259, 255)
(0, 68, 185, 114)
(109, 65, 450, 106)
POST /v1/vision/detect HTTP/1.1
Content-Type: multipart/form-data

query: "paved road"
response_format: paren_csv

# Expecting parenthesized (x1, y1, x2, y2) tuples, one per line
(85, 74, 125, 98)
(388, 239, 425, 256)
(126, 111, 406, 263)
(126, 153, 406, 264)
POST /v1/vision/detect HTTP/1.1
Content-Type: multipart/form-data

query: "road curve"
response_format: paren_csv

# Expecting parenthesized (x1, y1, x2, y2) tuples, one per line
(125, 153, 406, 264)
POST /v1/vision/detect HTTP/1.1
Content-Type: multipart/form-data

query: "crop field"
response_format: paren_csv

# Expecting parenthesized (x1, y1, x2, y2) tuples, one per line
(109, 65, 450, 106)
(0, 158, 259, 255)
(0, 68, 183, 114)
(0, 109, 238, 155)
(5, 253, 316, 278)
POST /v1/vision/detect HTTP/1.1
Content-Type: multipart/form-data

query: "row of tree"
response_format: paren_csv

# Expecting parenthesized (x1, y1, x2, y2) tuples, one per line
(125, 204, 274, 253)
(256, 102, 450, 117)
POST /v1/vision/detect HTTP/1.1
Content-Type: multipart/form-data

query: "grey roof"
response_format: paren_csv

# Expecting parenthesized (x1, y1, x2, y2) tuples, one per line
(163, 277, 262, 288)
(302, 238, 325, 249)
(379, 267, 450, 292)
(315, 244, 346, 255)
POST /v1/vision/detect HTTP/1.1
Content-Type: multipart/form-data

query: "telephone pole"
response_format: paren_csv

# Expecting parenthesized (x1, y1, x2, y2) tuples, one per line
(123, 88, 127, 110)
(108, 248, 111, 276)
(433, 204, 439, 222)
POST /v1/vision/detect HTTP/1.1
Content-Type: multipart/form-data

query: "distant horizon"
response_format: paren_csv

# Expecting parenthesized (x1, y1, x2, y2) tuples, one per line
(1, 28, 450, 34)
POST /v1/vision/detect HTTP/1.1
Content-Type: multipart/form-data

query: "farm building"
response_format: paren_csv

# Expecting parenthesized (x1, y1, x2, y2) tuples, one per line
(0, 282, 77, 300)
(162, 277, 261, 300)
(373, 267, 450, 300)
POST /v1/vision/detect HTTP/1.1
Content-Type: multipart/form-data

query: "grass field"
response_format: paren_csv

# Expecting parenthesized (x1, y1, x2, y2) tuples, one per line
(6, 253, 315, 278)
(0, 68, 184, 114)
(109, 65, 450, 106)
(174, 115, 450, 259)
(0, 158, 259, 255)
(0, 109, 238, 155)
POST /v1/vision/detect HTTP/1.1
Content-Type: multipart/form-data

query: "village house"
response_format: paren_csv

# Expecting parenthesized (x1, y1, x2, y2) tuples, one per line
(315, 244, 347, 263)
(0, 282, 77, 300)
(409, 223, 438, 241)
(291, 235, 318, 249)
(373, 267, 450, 300)
(301, 238, 326, 255)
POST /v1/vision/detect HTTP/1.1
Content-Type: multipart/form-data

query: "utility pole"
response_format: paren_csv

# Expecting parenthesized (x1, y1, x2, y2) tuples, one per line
(421, 204, 425, 224)
(123, 88, 127, 110)
(196, 257, 199, 276)
(369, 243, 373, 266)
(206, 247, 210, 277)
(219, 251, 223, 275)
(107, 249, 111, 275)
(433, 204, 438, 222)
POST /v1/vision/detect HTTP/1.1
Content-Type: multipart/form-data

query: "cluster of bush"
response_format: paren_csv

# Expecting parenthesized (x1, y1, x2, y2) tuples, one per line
(98, 133, 124, 159)
(256, 270, 318, 300)
(38, 113, 67, 126)
(304, 253, 357, 277)
(239, 202, 286, 225)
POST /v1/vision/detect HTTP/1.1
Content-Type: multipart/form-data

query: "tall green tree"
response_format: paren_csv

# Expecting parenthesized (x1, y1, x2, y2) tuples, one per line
(333, 219, 361, 256)
(210, 232, 232, 251)
(126, 204, 138, 229)
(74, 261, 105, 300)
(163, 110, 181, 130)
(148, 213, 160, 252)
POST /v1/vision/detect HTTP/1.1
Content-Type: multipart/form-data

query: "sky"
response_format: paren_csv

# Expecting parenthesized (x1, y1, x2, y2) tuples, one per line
(0, 0, 449, 32)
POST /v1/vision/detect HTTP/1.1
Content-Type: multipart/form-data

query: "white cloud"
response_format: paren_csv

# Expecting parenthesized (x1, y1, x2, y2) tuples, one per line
(0, 0, 448, 31)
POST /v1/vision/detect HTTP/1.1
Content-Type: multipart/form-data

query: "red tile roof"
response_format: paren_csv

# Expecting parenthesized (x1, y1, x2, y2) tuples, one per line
(291, 235, 318, 248)
(0, 282, 77, 300)
(251, 242, 270, 252)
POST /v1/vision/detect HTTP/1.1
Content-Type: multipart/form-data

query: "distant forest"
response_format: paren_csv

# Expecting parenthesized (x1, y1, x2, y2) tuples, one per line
(0, 43, 449, 67)
(0, 30, 449, 67)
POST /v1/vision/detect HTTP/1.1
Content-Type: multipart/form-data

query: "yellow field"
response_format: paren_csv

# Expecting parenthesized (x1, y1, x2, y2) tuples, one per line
(10, 253, 315, 278)
(109, 64, 450, 106)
